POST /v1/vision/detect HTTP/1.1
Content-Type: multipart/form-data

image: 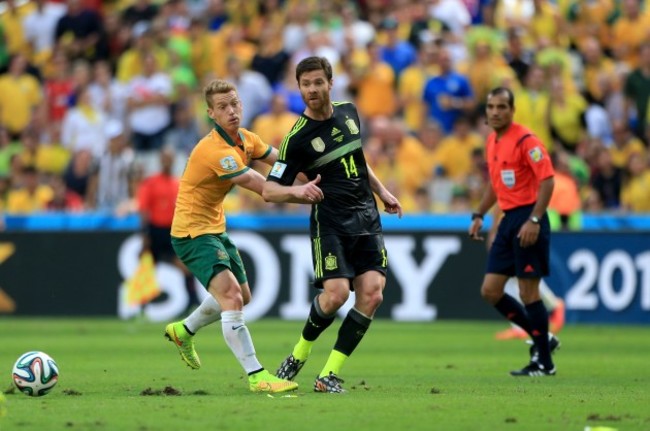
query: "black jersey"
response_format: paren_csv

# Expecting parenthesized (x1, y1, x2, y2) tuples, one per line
(267, 102, 382, 237)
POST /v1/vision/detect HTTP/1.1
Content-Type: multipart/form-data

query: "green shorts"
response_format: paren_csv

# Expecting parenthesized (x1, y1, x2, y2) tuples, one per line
(171, 232, 247, 290)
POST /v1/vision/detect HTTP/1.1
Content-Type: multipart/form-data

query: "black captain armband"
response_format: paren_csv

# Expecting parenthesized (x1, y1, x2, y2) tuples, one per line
(471, 212, 484, 221)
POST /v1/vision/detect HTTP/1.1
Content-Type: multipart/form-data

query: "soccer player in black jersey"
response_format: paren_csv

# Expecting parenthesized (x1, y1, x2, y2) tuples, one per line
(263, 56, 402, 393)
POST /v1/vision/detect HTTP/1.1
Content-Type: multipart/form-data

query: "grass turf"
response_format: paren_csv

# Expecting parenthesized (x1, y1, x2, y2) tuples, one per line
(1, 318, 648, 431)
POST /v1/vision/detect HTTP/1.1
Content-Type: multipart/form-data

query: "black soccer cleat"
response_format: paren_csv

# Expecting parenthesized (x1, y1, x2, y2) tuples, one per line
(314, 372, 346, 393)
(510, 361, 556, 377)
(529, 333, 561, 362)
(275, 354, 306, 381)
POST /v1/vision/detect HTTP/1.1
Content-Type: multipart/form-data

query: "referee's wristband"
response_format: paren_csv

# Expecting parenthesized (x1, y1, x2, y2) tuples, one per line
(471, 212, 484, 221)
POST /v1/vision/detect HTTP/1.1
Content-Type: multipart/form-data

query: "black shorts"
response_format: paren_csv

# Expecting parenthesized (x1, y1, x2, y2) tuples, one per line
(486, 204, 550, 279)
(148, 224, 175, 262)
(311, 234, 387, 289)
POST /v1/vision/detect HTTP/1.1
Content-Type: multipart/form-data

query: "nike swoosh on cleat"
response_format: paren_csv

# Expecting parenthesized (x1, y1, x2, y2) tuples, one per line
(172, 328, 183, 346)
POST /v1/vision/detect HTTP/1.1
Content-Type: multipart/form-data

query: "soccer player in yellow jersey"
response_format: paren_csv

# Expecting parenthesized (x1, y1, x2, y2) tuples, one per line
(164, 79, 298, 394)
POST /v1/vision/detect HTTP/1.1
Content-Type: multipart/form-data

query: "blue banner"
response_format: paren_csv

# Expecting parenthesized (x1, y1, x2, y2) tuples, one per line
(547, 233, 650, 324)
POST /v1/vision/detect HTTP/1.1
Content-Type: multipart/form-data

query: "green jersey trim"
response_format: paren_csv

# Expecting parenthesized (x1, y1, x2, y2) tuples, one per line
(253, 144, 273, 160)
(279, 117, 307, 159)
(306, 139, 362, 170)
(214, 123, 244, 148)
(220, 166, 250, 179)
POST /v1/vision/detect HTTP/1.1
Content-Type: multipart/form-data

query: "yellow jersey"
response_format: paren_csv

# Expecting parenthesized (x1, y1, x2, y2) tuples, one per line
(171, 126, 271, 238)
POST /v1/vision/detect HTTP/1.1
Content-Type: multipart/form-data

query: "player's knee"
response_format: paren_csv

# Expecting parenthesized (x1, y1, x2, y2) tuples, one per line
(480, 284, 501, 305)
(217, 282, 244, 309)
(365, 289, 383, 311)
(323, 289, 350, 310)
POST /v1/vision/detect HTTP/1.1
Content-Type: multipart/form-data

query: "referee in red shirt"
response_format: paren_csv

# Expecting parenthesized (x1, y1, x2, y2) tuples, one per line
(469, 87, 559, 376)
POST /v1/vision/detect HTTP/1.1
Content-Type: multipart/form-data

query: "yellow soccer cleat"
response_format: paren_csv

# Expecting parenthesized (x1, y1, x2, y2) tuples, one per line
(164, 321, 201, 370)
(249, 370, 298, 394)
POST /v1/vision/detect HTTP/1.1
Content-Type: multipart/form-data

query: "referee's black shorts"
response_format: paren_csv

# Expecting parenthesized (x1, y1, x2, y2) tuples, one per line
(486, 204, 550, 279)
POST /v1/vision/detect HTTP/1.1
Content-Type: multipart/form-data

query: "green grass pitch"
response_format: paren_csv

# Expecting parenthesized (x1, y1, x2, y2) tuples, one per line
(1, 318, 648, 431)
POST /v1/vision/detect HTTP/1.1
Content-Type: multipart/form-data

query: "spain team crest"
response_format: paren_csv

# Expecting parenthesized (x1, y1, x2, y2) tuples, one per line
(311, 137, 325, 152)
(324, 254, 338, 271)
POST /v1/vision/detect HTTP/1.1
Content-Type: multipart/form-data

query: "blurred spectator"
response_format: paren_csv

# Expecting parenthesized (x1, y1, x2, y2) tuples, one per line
(566, 0, 615, 54)
(332, 2, 375, 52)
(584, 96, 613, 150)
(580, 37, 618, 105)
(126, 52, 173, 154)
(46, 173, 84, 211)
(0, 0, 31, 59)
(413, 185, 433, 213)
(291, 26, 340, 71)
(251, 93, 299, 149)
(6, 165, 53, 213)
(513, 64, 552, 150)
(62, 148, 95, 205)
(620, 152, 650, 212)
(422, 48, 475, 134)
(188, 17, 214, 85)
(378, 17, 417, 79)
(548, 151, 582, 230)
(282, 2, 312, 55)
(88, 60, 128, 123)
(0, 127, 21, 177)
(116, 22, 169, 83)
(0, 54, 43, 140)
(61, 85, 109, 158)
(504, 28, 533, 85)
(610, 0, 650, 70)
(352, 41, 397, 121)
(163, 100, 199, 161)
(121, 0, 159, 27)
(92, 120, 134, 212)
(529, 0, 568, 49)
(459, 26, 516, 107)
(623, 43, 650, 143)
(44, 51, 74, 124)
(417, 119, 444, 179)
(398, 40, 440, 133)
(22, 0, 67, 68)
(250, 24, 290, 87)
(548, 78, 587, 154)
(433, 115, 483, 181)
(609, 120, 646, 170)
(54, 0, 108, 62)
(224, 55, 272, 128)
(590, 145, 623, 210)
(35, 122, 70, 176)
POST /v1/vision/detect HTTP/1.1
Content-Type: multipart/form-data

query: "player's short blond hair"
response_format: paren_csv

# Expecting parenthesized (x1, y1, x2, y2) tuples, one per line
(203, 79, 237, 108)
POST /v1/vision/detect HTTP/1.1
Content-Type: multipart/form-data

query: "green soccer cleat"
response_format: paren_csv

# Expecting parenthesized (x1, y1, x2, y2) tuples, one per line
(164, 322, 201, 370)
(249, 370, 299, 394)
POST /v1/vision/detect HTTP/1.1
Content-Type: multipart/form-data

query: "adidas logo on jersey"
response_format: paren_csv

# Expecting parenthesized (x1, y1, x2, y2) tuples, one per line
(331, 127, 341, 136)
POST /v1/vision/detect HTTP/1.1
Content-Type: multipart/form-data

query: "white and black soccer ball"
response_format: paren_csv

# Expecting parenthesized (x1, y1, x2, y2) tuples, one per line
(12, 351, 59, 397)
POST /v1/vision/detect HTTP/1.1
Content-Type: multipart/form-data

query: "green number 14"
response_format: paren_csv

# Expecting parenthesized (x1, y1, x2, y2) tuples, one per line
(340, 155, 358, 178)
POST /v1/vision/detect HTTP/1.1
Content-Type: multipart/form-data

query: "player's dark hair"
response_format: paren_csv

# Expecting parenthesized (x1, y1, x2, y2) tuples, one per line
(295, 56, 333, 82)
(487, 87, 515, 108)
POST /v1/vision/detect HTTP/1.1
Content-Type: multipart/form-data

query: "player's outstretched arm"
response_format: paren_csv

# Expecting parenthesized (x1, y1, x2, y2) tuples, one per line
(262, 175, 323, 204)
(230, 169, 267, 196)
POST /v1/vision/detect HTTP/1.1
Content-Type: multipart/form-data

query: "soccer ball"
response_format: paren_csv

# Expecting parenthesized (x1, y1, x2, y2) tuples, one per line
(12, 351, 59, 397)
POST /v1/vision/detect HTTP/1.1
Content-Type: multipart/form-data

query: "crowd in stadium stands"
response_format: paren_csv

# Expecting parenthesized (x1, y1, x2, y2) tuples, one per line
(0, 0, 649, 226)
